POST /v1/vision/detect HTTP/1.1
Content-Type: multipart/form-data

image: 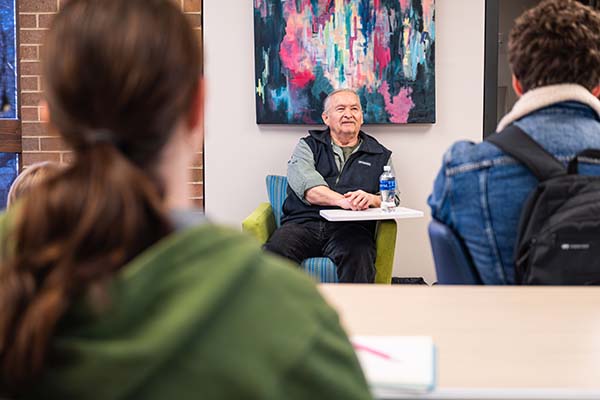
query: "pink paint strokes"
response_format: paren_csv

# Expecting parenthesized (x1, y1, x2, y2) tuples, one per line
(399, 0, 411, 13)
(421, 0, 435, 33)
(421, 0, 433, 20)
(254, 0, 436, 124)
(290, 70, 316, 88)
(373, 8, 391, 77)
(279, 2, 316, 90)
(378, 81, 414, 123)
(349, 15, 358, 63)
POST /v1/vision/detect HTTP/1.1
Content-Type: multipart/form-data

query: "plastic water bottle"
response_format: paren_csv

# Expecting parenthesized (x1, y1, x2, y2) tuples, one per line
(380, 166, 396, 212)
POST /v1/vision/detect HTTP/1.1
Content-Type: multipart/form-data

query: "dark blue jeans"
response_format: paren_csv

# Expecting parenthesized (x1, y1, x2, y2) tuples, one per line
(263, 220, 376, 283)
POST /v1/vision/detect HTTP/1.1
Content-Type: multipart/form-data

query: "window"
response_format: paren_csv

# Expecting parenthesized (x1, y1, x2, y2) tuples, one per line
(0, 0, 21, 208)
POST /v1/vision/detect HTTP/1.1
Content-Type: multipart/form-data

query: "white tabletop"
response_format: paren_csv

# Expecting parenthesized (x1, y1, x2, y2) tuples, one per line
(320, 207, 424, 221)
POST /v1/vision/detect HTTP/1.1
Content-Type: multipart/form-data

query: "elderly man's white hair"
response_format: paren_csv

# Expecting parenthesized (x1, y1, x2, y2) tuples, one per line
(322, 88, 362, 113)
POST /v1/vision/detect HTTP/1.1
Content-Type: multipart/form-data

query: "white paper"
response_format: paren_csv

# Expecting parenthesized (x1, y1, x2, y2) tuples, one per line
(352, 336, 436, 394)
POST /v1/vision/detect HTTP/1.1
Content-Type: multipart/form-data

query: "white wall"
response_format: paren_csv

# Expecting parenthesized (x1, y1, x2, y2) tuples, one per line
(204, 0, 485, 284)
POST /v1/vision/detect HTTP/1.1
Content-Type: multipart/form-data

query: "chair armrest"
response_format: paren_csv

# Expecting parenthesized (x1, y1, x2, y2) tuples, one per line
(242, 202, 276, 245)
(374, 220, 397, 284)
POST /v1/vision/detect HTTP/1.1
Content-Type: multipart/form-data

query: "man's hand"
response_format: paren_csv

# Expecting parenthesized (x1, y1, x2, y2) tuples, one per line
(335, 197, 353, 210)
(304, 186, 379, 210)
(306, 185, 353, 209)
(344, 190, 379, 210)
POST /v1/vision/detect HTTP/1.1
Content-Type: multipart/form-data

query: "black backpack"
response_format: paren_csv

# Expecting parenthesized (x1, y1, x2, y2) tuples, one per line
(487, 125, 600, 285)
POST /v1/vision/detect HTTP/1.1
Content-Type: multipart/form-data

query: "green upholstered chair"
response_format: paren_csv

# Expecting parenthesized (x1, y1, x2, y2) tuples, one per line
(242, 175, 397, 283)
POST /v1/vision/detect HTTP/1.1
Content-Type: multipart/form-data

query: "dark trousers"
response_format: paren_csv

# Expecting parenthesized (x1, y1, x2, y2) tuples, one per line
(263, 221, 376, 283)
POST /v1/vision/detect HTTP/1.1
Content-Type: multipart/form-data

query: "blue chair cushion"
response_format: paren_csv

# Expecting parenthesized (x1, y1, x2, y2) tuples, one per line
(266, 175, 287, 228)
(301, 257, 339, 283)
(266, 175, 339, 283)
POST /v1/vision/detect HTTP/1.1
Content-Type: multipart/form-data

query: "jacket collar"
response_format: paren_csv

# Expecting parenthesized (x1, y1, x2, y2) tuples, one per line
(497, 84, 600, 131)
(308, 128, 384, 154)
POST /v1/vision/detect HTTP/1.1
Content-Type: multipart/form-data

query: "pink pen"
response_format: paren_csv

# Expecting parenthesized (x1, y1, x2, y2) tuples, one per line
(353, 342, 401, 362)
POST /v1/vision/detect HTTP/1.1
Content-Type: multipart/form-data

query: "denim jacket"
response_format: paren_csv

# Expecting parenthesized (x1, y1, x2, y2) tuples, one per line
(428, 85, 600, 284)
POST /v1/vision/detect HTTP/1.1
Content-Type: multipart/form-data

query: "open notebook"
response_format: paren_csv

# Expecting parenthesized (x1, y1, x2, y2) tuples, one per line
(352, 336, 436, 397)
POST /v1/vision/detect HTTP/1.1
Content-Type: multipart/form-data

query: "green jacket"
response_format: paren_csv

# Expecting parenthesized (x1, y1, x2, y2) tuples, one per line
(8, 222, 372, 399)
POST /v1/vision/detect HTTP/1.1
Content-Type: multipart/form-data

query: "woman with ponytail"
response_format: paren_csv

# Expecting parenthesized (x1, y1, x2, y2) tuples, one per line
(0, 0, 372, 399)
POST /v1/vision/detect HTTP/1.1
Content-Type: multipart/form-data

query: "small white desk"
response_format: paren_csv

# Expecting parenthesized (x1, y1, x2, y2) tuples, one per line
(320, 207, 424, 276)
(319, 207, 424, 221)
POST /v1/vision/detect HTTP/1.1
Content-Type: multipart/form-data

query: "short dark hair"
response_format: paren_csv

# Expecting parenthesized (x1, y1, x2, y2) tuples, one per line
(509, 0, 600, 92)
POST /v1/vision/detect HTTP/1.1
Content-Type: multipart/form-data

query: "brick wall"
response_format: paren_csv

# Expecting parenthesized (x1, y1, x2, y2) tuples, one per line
(18, 0, 204, 207)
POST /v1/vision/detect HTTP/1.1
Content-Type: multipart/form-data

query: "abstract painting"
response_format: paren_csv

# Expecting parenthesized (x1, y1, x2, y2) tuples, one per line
(254, 0, 435, 124)
(0, 0, 17, 120)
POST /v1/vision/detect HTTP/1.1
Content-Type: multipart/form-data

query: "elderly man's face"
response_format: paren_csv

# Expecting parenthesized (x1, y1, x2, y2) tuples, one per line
(322, 91, 364, 138)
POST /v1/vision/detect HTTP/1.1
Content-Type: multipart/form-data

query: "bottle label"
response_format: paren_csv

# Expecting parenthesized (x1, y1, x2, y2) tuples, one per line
(380, 179, 396, 191)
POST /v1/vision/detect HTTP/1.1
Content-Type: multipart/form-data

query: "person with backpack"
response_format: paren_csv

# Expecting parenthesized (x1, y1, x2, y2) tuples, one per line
(428, 0, 600, 284)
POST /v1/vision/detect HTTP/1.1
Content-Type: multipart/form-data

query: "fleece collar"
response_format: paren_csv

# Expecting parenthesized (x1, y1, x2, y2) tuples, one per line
(497, 84, 600, 131)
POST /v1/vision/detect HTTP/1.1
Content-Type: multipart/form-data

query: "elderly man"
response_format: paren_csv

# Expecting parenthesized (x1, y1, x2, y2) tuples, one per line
(428, 0, 600, 284)
(264, 89, 394, 283)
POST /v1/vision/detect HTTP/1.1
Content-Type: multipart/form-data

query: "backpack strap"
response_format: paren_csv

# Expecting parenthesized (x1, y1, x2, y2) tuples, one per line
(486, 124, 566, 181)
(567, 149, 600, 174)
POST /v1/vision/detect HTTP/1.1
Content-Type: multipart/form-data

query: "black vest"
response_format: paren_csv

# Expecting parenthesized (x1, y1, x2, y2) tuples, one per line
(281, 129, 392, 225)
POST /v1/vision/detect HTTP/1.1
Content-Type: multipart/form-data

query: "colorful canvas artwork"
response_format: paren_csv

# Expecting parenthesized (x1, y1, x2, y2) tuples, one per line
(254, 0, 435, 124)
(0, 0, 17, 120)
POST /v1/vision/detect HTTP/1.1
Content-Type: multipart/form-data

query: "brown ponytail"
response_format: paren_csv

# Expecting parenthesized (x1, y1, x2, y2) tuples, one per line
(0, 0, 201, 391)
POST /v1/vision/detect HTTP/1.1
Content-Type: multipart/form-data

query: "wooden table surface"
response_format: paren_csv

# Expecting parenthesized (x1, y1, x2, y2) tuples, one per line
(319, 285, 600, 392)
